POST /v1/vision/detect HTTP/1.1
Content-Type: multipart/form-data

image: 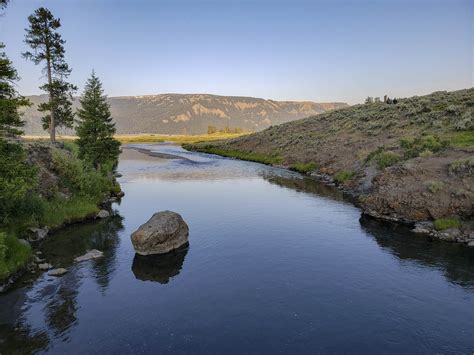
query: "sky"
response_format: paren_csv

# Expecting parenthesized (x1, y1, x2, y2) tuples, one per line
(1, 0, 472, 104)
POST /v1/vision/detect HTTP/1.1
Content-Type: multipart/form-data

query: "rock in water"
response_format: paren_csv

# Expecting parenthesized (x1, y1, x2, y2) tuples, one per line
(97, 210, 110, 219)
(48, 268, 67, 277)
(74, 249, 104, 262)
(131, 211, 189, 255)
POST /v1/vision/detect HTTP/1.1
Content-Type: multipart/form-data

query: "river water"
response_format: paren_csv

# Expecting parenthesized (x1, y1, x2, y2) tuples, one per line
(1, 143, 473, 354)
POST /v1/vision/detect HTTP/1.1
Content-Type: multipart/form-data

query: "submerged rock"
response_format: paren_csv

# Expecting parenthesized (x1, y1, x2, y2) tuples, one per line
(74, 249, 104, 262)
(131, 210, 189, 255)
(48, 268, 67, 277)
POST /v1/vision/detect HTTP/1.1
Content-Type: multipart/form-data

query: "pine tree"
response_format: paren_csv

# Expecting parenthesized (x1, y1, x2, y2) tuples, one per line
(76, 72, 120, 171)
(0, 43, 30, 136)
(23, 7, 76, 143)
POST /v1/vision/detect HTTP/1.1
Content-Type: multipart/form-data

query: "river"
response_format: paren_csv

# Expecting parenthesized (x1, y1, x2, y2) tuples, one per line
(1, 143, 473, 354)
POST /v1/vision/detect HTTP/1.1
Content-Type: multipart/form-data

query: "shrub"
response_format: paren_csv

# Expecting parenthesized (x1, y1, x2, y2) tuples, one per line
(367, 148, 400, 169)
(52, 147, 115, 201)
(449, 156, 474, 177)
(433, 218, 461, 231)
(334, 170, 354, 183)
(0, 139, 38, 225)
(424, 180, 444, 193)
(0, 231, 31, 280)
(400, 135, 449, 158)
(290, 162, 318, 174)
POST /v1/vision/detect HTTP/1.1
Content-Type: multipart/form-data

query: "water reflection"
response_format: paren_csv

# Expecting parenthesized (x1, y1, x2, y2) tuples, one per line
(132, 244, 189, 284)
(360, 216, 474, 289)
(0, 215, 124, 354)
(263, 174, 346, 202)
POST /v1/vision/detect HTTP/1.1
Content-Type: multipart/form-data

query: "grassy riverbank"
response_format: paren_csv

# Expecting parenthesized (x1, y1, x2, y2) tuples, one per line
(0, 141, 121, 283)
(185, 88, 474, 244)
(23, 132, 248, 145)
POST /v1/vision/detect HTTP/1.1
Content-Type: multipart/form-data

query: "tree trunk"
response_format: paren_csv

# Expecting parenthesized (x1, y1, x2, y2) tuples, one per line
(46, 56, 55, 144)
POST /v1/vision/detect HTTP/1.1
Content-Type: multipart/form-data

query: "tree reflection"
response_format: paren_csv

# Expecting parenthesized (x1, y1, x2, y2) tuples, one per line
(132, 244, 189, 284)
(360, 215, 474, 289)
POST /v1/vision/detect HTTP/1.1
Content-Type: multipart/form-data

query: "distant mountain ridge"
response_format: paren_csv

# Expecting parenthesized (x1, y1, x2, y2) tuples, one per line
(21, 93, 348, 135)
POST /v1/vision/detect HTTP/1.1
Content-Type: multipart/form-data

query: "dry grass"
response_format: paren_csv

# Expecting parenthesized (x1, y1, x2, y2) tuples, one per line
(22, 132, 247, 145)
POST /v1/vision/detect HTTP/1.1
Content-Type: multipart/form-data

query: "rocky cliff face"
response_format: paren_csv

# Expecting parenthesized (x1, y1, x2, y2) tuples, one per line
(21, 94, 347, 135)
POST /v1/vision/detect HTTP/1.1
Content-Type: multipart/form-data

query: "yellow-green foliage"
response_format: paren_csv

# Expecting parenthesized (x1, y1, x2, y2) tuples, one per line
(290, 162, 318, 174)
(424, 180, 444, 193)
(433, 218, 461, 231)
(367, 148, 400, 169)
(39, 197, 99, 228)
(399, 135, 449, 158)
(0, 232, 31, 280)
(52, 147, 115, 200)
(184, 144, 283, 165)
(115, 132, 247, 144)
(446, 131, 474, 148)
(334, 170, 355, 183)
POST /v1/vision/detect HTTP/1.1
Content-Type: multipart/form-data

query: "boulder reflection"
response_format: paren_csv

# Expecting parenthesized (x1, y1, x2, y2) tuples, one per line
(360, 215, 474, 289)
(132, 244, 189, 284)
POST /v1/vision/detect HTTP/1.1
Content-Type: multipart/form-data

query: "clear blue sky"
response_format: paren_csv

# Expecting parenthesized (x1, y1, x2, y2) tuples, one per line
(1, 0, 472, 104)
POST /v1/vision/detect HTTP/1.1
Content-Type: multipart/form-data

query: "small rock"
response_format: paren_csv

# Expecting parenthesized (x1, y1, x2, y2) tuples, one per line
(468, 241, 474, 247)
(35, 251, 43, 255)
(97, 210, 110, 219)
(28, 227, 49, 242)
(48, 268, 67, 277)
(74, 249, 104, 262)
(412, 222, 433, 234)
(117, 191, 125, 198)
(34, 256, 45, 263)
(38, 263, 52, 270)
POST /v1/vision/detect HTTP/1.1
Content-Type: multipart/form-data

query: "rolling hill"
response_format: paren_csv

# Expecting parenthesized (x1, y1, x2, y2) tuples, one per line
(21, 94, 347, 135)
(185, 88, 474, 243)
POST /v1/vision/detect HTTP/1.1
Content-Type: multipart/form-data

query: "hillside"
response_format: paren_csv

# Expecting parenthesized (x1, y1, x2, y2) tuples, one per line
(21, 94, 347, 135)
(186, 88, 474, 244)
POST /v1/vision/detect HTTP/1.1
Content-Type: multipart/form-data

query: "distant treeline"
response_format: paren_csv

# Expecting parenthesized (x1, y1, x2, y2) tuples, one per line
(207, 126, 249, 134)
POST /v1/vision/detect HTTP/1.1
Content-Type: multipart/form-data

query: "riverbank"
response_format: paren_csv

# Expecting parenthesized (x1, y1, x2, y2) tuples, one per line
(0, 140, 123, 290)
(184, 88, 474, 245)
(22, 132, 248, 144)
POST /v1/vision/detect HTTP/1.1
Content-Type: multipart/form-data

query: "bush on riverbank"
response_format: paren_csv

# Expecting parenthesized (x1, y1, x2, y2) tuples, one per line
(0, 232, 31, 280)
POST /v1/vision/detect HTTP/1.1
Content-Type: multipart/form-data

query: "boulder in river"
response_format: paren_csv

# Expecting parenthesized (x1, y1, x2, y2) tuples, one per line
(131, 211, 189, 255)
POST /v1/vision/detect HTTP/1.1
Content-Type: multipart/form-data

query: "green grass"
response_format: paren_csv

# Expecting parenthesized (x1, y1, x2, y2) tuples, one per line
(334, 170, 355, 183)
(0, 231, 31, 280)
(290, 162, 318, 174)
(38, 197, 99, 229)
(433, 217, 461, 231)
(367, 148, 401, 169)
(185, 144, 283, 165)
(399, 135, 450, 158)
(445, 131, 474, 148)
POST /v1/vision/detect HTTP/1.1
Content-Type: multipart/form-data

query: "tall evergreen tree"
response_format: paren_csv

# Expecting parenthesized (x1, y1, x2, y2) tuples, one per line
(76, 72, 120, 171)
(23, 7, 76, 143)
(0, 43, 30, 136)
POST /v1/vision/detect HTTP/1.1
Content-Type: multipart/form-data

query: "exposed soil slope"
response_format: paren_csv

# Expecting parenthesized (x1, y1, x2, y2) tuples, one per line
(186, 88, 474, 244)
